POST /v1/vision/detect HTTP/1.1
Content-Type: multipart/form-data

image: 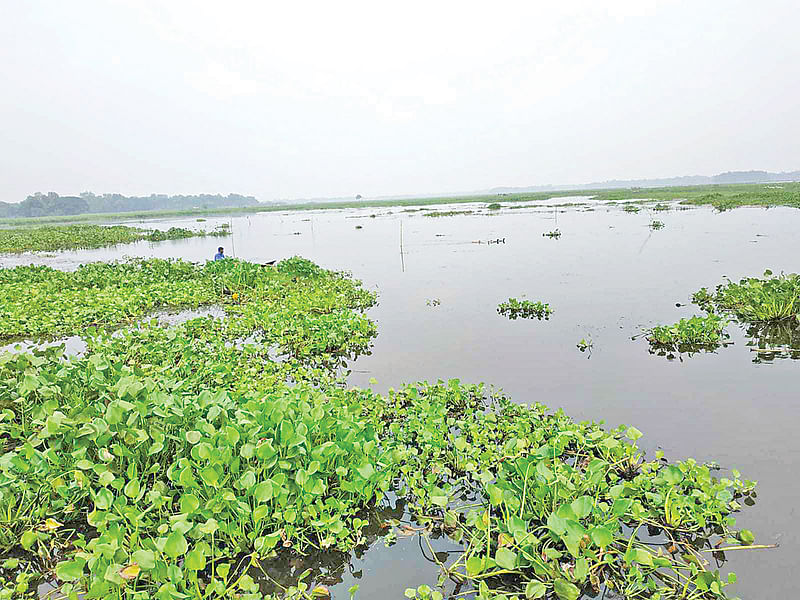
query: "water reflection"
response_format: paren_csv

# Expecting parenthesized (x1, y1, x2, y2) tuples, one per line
(744, 318, 800, 363)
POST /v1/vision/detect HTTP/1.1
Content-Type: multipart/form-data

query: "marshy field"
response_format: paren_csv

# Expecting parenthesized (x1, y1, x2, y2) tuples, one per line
(0, 184, 798, 600)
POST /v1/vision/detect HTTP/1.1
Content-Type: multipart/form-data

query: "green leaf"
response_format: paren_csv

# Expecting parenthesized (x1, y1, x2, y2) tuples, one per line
(185, 549, 206, 571)
(590, 525, 614, 548)
(525, 581, 546, 599)
(466, 555, 484, 576)
(132, 549, 156, 570)
(570, 495, 593, 519)
(253, 481, 273, 503)
(487, 484, 503, 507)
(356, 463, 375, 480)
(494, 547, 517, 570)
(553, 579, 580, 600)
(124, 478, 140, 498)
(180, 493, 200, 514)
(20, 531, 37, 551)
(199, 466, 219, 487)
(186, 431, 202, 444)
(56, 558, 86, 582)
(662, 465, 684, 485)
(738, 529, 755, 545)
(625, 426, 643, 441)
(164, 531, 188, 558)
(94, 488, 114, 510)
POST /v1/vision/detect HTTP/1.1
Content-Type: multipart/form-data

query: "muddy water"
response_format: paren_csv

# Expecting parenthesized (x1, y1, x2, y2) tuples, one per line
(3, 201, 798, 599)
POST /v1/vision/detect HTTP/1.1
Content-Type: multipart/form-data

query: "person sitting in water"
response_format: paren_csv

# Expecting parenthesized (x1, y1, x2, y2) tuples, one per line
(214, 246, 225, 261)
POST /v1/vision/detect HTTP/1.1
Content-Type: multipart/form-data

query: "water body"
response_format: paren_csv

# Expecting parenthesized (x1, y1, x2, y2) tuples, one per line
(2, 201, 798, 599)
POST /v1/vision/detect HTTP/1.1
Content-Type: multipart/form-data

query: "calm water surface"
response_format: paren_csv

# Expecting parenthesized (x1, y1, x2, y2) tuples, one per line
(3, 201, 798, 599)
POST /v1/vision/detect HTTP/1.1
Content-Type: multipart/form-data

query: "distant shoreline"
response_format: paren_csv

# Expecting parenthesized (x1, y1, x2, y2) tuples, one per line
(0, 181, 798, 226)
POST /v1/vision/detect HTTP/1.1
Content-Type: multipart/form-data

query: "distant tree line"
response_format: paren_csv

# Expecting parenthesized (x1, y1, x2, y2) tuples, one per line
(0, 192, 260, 218)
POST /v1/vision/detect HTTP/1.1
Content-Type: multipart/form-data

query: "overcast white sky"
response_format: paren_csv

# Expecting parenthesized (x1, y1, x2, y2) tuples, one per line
(1, 1, 798, 202)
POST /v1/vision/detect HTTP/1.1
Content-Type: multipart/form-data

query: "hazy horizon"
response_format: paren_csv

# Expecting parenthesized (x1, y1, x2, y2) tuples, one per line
(2, 1, 799, 203)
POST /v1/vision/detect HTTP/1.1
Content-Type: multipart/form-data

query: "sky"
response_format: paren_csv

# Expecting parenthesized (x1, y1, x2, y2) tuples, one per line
(1, 0, 798, 202)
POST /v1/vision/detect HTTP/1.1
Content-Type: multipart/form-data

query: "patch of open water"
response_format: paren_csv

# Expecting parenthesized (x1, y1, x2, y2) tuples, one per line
(2, 202, 798, 599)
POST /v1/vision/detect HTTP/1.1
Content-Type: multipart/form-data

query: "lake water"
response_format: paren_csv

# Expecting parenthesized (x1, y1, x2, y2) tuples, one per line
(3, 200, 798, 599)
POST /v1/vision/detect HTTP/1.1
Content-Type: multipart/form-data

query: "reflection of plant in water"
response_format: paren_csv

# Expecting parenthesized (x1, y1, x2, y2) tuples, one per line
(497, 298, 553, 320)
(646, 314, 730, 359)
(743, 317, 800, 363)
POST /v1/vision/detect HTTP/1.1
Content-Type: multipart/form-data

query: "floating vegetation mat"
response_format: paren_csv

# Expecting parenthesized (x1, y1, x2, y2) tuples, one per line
(646, 314, 730, 358)
(0, 224, 228, 254)
(497, 299, 553, 320)
(0, 258, 759, 599)
(647, 270, 800, 361)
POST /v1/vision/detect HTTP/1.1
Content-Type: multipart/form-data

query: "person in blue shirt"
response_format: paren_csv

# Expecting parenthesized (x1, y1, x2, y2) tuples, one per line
(214, 247, 225, 261)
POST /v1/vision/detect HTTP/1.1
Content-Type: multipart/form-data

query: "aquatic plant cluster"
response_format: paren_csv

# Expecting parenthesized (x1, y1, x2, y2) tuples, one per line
(647, 270, 800, 359)
(0, 258, 758, 599)
(646, 315, 729, 355)
(0, 224, 228, 254)
(693, 270, 800, 323)
(497, 299, 553, 320)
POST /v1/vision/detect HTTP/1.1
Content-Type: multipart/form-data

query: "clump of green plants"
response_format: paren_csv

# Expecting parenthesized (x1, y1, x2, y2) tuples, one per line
(423, 210, 474, 218)
(487, 203, 502, 210)
(577, 337, 593, 352)
(0, 224, 227, 253)
(0, 257, 760, 599)
(622, 203, 641, 213)
(543, 229, 561, 239)
(694, 270, 800, 322)
(497, 298, 553, 320)
(653, 203, 670, 211)
(646, 314, 730, 355)
(649, 220, 665, 230)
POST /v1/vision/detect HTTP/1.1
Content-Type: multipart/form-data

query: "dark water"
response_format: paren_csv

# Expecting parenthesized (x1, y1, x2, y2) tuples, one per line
(3, 200, 798, 599)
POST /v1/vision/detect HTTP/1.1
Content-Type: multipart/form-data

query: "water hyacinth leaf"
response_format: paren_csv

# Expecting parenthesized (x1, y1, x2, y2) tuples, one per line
(570, 495, 593, 519)
(494, 547, 517, 570)
(739, 529, 755, 545)
(590, 525, 614, 548)
(94, 488, 114, 510)
(625, 426, 643, 441)
(547, 512, 567, 536)
(180, 493, 200, 514)
(356, 463, 375, 480)
(525, 581, 546, 599)
(253, 481, 273, 503)
(132, 550, 156, 570)
(124, 478, 140, 498)
(199, 466, 220, 486)
(185, 549, 206, 571)
(487, 484, 504, 507)
(56, 558, 87, 582)
(553, 579, 580, 600)
(186, 431, 202, 444)
(466, 555, 484, 576)
(164, 531, 188, 558)
(119, 564, 141, 580)
(20, 531, 37, 550)
(662, 465, 684, 485)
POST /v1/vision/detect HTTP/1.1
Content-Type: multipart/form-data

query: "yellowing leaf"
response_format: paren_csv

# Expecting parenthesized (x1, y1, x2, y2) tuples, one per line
(40, 518, 62, 532)
(119, 563, 141, 580)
